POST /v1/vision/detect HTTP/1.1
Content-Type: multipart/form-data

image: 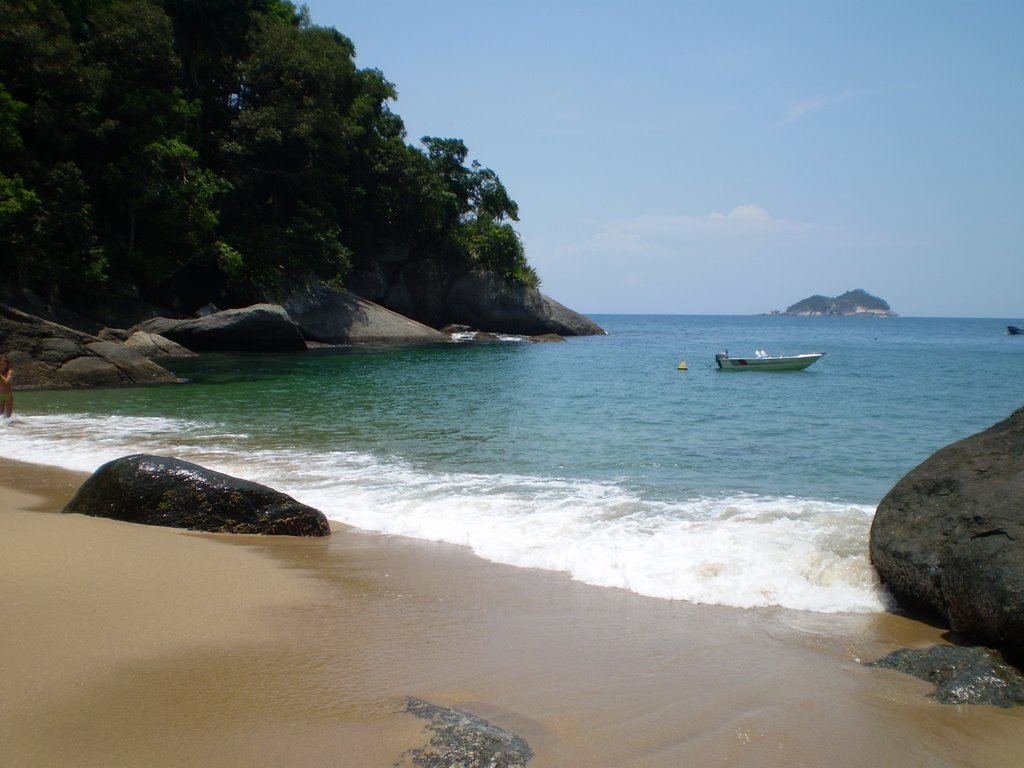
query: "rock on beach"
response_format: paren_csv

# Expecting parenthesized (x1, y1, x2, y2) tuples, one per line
(401, 697, 533, 767)
(870, 406, 1024, 663)
(63, 454, 331, 537)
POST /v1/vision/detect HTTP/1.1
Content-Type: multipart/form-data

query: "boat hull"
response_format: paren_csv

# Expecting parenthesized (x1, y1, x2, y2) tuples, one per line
(715, 352, 825, 371)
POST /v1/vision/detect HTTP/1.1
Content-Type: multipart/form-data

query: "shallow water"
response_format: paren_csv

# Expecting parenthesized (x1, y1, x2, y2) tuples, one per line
(5, 314, 1023, 613)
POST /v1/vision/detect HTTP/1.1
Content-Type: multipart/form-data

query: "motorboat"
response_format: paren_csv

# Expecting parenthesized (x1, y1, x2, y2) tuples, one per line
(1007, 325, 1023, 335)
(715, 350, 825, 371)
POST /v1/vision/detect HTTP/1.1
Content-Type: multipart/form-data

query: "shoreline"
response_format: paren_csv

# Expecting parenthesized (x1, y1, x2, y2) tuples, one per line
(2, 458, 1023, 766)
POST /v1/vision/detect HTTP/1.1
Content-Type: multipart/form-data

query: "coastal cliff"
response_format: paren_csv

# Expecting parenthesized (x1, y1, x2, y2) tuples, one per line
(0, 2, 603, 345)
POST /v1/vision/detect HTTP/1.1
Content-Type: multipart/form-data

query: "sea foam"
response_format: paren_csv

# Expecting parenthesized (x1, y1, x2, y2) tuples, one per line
(1, 413, 889, 614)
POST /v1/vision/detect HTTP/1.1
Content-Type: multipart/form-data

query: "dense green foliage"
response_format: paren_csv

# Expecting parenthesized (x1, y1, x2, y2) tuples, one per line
(0, 0, 536, 316)
(785, 289, 893, 315)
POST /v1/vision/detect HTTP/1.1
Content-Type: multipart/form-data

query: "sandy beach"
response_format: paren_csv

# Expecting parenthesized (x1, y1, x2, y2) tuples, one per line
(2, 458, 1022, 767)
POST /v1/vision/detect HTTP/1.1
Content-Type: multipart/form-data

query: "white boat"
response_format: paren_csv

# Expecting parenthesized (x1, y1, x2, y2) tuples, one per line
(715, 350, 825, 371)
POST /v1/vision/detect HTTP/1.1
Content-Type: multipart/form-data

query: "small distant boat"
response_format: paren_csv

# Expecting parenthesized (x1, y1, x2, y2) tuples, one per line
(1007, 325, 1023, 335)
(715, 350, 825, 371)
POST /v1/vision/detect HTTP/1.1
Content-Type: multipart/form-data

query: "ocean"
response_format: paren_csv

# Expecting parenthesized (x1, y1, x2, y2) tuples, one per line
(4, 314, 1022, 615)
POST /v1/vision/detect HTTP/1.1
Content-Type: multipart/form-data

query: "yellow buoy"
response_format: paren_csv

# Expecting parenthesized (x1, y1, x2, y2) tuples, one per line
(677, 361, 688, 370)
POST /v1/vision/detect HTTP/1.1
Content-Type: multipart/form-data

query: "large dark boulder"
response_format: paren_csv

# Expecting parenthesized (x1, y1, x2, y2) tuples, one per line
(0, 303, 177, 389)
(63, 454, 331, 537)
(870, 406, 1024, 661)
(281, 283, 450, 344)
(133, 304, 307, 352)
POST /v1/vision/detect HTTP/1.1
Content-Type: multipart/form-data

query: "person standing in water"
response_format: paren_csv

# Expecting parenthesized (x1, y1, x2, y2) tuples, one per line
(0, 357, 12, 418)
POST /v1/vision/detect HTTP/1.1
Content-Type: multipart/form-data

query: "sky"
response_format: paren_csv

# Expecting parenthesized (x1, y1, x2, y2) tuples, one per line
(306, 1, 1023, 317)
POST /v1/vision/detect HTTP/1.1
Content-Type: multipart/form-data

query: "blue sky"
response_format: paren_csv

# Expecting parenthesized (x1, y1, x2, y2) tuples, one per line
(308, 1, 1023, 317)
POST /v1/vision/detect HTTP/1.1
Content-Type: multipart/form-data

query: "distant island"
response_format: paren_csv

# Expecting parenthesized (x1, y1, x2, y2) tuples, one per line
(773, 289, 896, 317)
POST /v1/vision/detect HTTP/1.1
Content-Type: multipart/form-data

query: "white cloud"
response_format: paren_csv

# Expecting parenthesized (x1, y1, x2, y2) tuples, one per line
(779, 98, 825, 126)
(709, 204, 772, 221)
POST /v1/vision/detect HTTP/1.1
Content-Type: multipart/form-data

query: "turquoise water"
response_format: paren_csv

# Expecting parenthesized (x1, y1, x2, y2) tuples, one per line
(5, 315, 1023, 613)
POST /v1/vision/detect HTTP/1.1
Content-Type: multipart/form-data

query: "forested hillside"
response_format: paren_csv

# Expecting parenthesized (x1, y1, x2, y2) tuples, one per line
(0, 0, 535, 320)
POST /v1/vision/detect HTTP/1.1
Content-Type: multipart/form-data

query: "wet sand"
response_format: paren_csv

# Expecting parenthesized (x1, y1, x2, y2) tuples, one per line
(2, 458, 1022, 767)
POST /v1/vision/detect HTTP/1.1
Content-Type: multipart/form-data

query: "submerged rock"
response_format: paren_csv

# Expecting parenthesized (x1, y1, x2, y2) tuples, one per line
(63, 454, 331, 537)
(868, 645, 1024, 707)
(399, 697, 532, 767)
(870, 406, 1024, 663)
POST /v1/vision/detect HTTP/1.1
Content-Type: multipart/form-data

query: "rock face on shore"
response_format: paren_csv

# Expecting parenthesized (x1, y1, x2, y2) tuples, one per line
(443, 272, 605, 337)
(0, 303, 177, 389)
(63, 454, 331, 537)
(133, 303, 308, 352)
(870, 407, 1024, 663)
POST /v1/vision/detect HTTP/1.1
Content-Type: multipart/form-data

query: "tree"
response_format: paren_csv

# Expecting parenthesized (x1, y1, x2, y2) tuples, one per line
(219, 16, 419, 296)
(454, 220, 538, 287)
(218, 18, 360, 292)
(77, 0, 230, 302)
(468, 162, 518, 224)
(0, 0, 107, 299)
(420, 136, 519, 232)
(0, 0, 542, 313)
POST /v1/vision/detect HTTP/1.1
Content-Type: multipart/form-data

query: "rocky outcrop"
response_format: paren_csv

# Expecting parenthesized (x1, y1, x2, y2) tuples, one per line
(63, 454, 331, 537)
(349, 255, 605, 337)
(444, 272, 604, 336)
(281, 283, 450, 344)
(870, 407, 1024, 662)
(132, 303, 307, 352)
(0, 303, 178, 389)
